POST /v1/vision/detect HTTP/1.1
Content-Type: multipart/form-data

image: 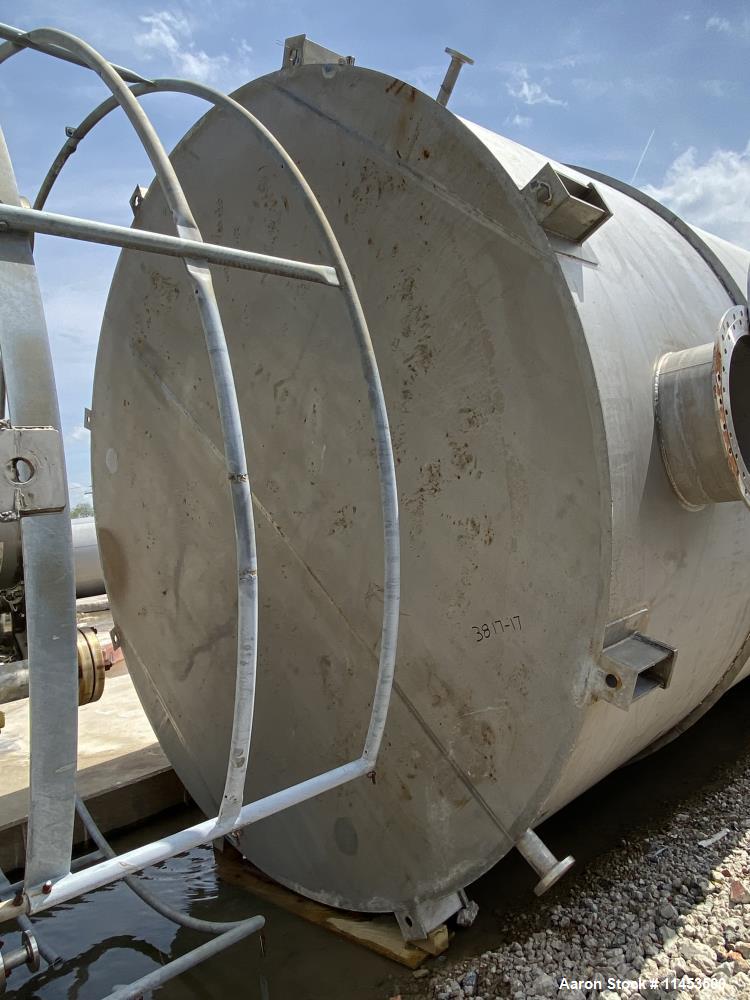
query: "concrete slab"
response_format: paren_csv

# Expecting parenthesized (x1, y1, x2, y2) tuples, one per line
(0, 672, 183, 873)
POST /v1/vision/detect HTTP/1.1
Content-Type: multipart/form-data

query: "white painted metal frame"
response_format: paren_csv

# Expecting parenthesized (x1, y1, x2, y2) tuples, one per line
(0, 22, 400, 923)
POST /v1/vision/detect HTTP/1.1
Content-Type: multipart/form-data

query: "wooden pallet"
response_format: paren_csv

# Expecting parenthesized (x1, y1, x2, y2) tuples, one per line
(214, 843, 449, 968)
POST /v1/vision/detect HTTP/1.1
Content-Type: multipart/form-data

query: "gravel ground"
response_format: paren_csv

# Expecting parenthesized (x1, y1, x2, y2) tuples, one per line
(392, 743, 750, 1000)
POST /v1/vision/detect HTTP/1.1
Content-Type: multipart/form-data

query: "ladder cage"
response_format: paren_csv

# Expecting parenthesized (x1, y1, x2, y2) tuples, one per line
(0, 20, 400, 994)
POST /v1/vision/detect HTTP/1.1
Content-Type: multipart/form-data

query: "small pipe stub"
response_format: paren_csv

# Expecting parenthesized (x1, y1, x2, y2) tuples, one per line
(0, 929, 40, 991)
(436, 47, 474, 107)
(516, 828, 575, 897)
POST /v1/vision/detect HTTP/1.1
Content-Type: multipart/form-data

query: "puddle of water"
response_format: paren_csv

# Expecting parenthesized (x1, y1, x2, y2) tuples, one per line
(7, 680, 750, 998)
(4, 810, 403, 999)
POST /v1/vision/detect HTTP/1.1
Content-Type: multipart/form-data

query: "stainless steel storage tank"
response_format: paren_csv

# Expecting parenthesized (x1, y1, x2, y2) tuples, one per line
(90, 55, 750, 935)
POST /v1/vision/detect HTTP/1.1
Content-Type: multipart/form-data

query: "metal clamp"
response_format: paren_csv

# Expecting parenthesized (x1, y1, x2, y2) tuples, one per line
(0, 424, 66, 518)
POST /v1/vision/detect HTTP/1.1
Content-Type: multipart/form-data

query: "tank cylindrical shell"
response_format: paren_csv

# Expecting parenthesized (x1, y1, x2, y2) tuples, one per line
(90, 63, 750, 916)
(72, 516, 105, 598)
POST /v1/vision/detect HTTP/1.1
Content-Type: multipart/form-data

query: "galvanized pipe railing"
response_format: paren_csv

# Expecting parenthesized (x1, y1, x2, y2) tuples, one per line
(99, 916, 266, 1000)
(0, 135, 78, 890)
(0, 758, 371, 920)
(25, 68, 402, 772)
(75, 796, 254, 935)
(0, 20, 399, 931)
(0, 203, 340, 287)
(23, 25, 261, 837)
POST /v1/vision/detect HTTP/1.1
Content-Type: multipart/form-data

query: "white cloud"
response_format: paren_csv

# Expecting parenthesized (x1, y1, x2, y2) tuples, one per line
(68, 425, 89, 443)
(701, 79, 733, 98)
(572, 77, 614, 100)
(497, 54, 598, 74)
(135, 10, 226, 82)
(643, 141, 750, 248)
(706, 15, 731, 33)
(69, 482, 92, 502)
(507, 67, 566, 107)
(134, 9, 251, 85)
(505, 113, 532, 129)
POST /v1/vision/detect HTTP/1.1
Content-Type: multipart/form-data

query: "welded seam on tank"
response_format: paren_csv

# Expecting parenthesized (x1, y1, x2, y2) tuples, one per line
(248, 493, 517, 845)
(119, 630, 222, 813)
(271, 77, 617, 770)
(553, 247, 599, 267)
(57, 65, 567, 831)
(128, 344, 516, 842)
(121, 71, 602, 847)
(27, 66, 399, 780)
(268, 82, 549, 266)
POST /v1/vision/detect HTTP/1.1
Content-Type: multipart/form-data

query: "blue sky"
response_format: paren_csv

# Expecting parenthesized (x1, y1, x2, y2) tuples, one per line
(1, 0, 749, 502)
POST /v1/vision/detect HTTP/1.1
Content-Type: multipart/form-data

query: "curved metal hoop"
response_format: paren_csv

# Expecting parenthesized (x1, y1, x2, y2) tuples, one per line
(0, 20, 399, 923)
(33, 73, 400, 767)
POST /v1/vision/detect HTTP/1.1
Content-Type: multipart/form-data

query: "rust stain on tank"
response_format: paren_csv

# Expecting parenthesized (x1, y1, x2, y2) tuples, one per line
(404, 337, 433, 375)
(403, 460, 442, 519)
(447, 436, 475, 474)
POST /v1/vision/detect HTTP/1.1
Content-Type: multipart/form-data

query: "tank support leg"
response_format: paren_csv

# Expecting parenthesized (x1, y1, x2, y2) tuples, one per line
(395, 889, 468, 941)
(515, 828, 575, 896)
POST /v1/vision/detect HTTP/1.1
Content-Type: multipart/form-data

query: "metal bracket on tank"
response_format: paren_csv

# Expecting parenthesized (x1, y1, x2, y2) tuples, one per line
(395, 889, 472, 941)
(523, 163, 612, 244)
(282, 34, 354, 68)
(0, 424, 66, 519)
(129, 185, 148, 217)
(593, 631, 677, 711)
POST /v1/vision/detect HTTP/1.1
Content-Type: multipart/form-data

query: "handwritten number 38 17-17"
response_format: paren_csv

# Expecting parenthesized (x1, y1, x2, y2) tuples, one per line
(472, 616, 522, 641)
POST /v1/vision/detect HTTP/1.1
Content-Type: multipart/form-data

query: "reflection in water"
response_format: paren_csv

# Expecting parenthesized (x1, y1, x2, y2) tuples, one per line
(13, 936, 169, 1000)
(7, 680, 750, 997)
(3, 812, 400, 1000)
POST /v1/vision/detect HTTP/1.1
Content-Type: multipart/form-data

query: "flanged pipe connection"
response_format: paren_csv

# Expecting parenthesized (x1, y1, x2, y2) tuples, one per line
(0, 930, 40, 992)
(515, 828, 575, 897)
(0, 625, 108, 707)
(436, 47, 474, 107)
(655, 305, 750, 510)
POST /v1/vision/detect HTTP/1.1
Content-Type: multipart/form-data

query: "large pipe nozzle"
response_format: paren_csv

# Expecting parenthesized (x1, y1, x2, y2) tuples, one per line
(655, 306, 750, 510)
